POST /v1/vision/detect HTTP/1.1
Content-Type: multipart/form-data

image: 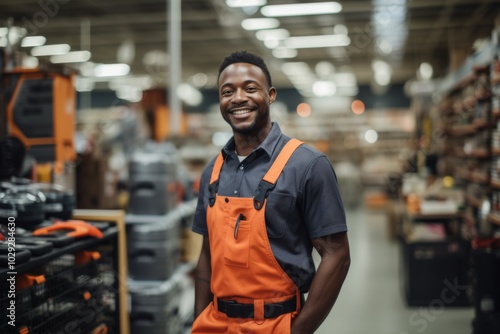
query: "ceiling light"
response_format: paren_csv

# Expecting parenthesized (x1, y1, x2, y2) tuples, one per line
(364, 130, 378, 144)
(418, 62, 433, 80)
(263, 39, 280, 49)
(241, 18, 280, 31)
(255, 29, 289, 41)
(191, 73, 208, 87)
(79, 62, 96, 76)
(116, 86, 143, 103)
(75, 77, 95, 92)
(312, 81, 336, 97)
(177, 83, 203, 107)
(21, 36, 46, 47)
(315, 61, 335, 77)
(31, 44, 70, 56)
(50, 51, 91, 63)
(284, 34, 350, 49)
(22, 55, 39, 69)
(261, 2, 342, 17)
(377, 39, 392, 55)
(333, 24, 348, 35)
(333, 73, 357, 86)
(272, 48, 297, 59)
(226, 0, 266, 7)
(281, 62, 310, 75)
(371, 59, 390, 72)
(94, 63, 130, 77)
(374, 71, 391, 86)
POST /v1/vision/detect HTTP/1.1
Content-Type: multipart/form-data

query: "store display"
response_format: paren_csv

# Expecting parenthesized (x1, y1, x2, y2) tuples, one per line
(129, 278, 183, 334)
(0, 182, 46, 229)
(127, 215, 181, 280)
(128, 151, 177, 215)
(31, 182, 76, 220)
(3, 69, 76, 165)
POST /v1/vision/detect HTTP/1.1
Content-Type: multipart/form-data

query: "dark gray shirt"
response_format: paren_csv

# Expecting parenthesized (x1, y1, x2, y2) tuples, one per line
(192, 123, 347, 292)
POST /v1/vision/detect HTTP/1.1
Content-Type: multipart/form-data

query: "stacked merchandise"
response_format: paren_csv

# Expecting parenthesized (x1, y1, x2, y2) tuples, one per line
(126, 143, 193, 334)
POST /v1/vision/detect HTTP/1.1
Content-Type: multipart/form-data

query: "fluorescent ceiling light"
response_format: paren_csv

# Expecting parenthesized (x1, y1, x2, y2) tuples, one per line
(226, 0, 266, 7)
(21, 36, 46, 47)
(272, 48, 297, 59)
(31, 44, 70, 56)
(312, 81, 337, 97)
(284, 35, 350, 49)
(281, 62, 310, 75)
(50, 51, 91, 63)
(75, 77, 95, 92)
(418, 62, 433, 80)
(177, 83, 203, 107)
(255, 29, 289, 41)
(22, 55, 39, 69)
(261, 2, 342, 17)
(241, 18, 280, 31)
(94, 63, 130, 77)
(333, 73, 357, 86)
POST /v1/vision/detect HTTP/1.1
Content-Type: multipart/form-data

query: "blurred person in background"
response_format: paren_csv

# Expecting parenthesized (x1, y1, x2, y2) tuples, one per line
(191, 51, 350, 334)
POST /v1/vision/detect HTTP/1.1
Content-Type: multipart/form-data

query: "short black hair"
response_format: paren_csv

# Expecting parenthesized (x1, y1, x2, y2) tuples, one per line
(218, 51, 272, 87)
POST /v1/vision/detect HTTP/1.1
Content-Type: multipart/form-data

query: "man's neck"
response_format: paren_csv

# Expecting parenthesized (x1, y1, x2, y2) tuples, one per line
(233, 123, 272, 156)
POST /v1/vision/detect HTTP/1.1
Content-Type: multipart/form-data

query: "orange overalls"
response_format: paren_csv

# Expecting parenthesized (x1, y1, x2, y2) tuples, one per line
(192, 138, 303, 334)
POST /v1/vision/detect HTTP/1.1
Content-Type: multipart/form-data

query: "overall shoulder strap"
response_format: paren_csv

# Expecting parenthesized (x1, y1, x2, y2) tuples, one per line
(208, 153, 224, 206)
(254, 138, 303, 210)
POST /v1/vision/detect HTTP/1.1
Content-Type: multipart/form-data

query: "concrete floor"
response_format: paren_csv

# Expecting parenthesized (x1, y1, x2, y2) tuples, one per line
(314, 207, 474, 334)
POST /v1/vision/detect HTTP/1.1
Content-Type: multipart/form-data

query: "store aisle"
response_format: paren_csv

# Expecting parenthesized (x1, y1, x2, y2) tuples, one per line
(314, 207, 474, 334)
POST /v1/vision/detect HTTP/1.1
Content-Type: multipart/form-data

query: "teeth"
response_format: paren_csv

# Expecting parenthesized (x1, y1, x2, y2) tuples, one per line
(232, 109, 251, 115)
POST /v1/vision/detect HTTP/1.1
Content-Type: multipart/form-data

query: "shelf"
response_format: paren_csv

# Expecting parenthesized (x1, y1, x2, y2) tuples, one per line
(450, 124, 478, 137)
(462, 213, 477, 226)
(487, 213, 500, 226)
(0, 227, 118, 280)
(493, 148, 500, 156)
(465, 194, 484, 208)
(407, 212, 460, 221)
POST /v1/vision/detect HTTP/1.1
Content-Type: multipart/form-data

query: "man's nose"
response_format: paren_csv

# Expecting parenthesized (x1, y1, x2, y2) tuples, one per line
(232, 88, 248, 103)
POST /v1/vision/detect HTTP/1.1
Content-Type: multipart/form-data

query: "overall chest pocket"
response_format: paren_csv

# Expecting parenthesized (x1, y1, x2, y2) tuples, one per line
(223, 213, 250, 268)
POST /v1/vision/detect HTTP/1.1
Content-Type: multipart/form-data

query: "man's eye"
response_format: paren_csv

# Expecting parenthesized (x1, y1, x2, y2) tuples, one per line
(246, 87, 257, 92)
(222, 90, 232, 95)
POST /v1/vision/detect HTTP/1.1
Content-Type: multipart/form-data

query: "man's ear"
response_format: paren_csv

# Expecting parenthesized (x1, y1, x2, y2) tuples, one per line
(269, 87, 277, 104)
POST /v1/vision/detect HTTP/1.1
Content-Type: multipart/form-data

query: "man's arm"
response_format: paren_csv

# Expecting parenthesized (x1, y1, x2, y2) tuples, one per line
(194, 236, 213, 319)
(291, 232, 350, 334)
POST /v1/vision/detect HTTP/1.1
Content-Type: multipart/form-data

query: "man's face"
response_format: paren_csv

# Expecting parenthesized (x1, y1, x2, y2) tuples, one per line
(218, 62, 276, 135)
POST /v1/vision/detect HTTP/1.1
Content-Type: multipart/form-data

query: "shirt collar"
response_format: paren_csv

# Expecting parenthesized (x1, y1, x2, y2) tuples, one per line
(221, 122, 283, 159)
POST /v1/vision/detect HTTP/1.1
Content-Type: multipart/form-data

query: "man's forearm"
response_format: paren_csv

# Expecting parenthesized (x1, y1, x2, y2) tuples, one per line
(291, 233, 350, 334)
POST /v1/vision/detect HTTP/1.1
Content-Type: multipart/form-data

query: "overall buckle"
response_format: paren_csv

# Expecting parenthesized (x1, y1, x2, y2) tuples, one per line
(253, 180, 275, 210)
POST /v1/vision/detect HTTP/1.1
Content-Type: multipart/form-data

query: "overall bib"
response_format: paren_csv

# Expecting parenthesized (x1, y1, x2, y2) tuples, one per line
(192, 138, 303, 334)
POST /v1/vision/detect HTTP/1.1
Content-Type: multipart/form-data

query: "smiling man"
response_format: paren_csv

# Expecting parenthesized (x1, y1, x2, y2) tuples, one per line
(191, 51, 350, 334)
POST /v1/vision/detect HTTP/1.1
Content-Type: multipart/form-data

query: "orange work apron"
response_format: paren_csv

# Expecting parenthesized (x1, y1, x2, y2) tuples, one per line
(192, 138, 303, 334)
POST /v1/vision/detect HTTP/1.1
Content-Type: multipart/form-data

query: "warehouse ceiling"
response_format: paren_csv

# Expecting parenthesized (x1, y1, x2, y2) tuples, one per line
(1, 0, 499, 98)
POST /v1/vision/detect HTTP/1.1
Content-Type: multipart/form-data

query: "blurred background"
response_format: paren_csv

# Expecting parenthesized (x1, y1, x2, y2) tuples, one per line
(0, 1, 500, 333)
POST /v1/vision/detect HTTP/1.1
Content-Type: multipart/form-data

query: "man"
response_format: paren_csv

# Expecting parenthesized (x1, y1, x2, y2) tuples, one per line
(192, 51, 350, 334)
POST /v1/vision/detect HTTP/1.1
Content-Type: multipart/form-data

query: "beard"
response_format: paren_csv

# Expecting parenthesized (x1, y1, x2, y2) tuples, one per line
(229, 119, 258, 135)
